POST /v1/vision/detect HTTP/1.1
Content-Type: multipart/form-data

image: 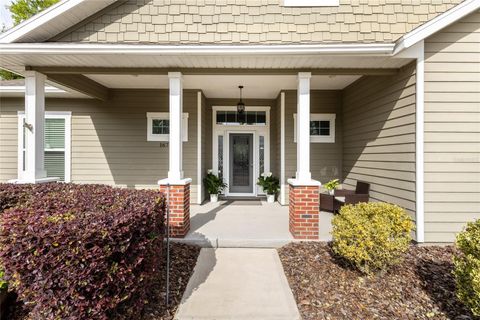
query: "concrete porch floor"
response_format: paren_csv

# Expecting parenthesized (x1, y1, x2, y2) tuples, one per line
(172, 199, 334, 248)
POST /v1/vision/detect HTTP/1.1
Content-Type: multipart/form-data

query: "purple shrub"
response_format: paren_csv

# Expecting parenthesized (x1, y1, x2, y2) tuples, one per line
(0, 183, 165, 319)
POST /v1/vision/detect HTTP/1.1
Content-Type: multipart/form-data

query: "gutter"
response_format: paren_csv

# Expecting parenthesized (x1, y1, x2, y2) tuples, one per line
(0, 43, 396, 56)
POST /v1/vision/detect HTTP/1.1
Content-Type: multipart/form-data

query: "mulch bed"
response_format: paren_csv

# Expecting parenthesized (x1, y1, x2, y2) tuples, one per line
(278, 242, 478, 320)
(6, 243, 201, 320)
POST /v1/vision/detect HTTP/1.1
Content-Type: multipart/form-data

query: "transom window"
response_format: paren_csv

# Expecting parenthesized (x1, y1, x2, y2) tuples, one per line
(147, 112, 188, 142)
(294, 113, 336, 143)
(216, 111, 266, 125)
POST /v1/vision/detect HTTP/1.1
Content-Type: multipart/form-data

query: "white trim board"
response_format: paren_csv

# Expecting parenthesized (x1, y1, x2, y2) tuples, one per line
(197, 91, 202, 205)
(0, 43, 395, 55)
(280, 92, 286, 205)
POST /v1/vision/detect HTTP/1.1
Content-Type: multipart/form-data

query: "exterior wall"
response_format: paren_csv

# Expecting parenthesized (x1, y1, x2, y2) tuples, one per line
(283, 90, 343, 202)
(53, 0, 462, 44)
(423, 11, 480, 242)
(342, 63, 417, 219)
(0, 89, 200, 203)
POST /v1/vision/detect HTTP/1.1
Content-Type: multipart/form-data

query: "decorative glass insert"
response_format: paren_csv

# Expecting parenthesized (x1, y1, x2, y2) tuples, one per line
(259, 135, 265, 174)
(310, 120, 330, 136)
(218, 135, 224, 179)
(216, 111, 266, 125)
(152, 119, 169, 135)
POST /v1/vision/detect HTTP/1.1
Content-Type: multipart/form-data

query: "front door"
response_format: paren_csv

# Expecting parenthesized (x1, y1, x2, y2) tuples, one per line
(229, 133, 254, 194)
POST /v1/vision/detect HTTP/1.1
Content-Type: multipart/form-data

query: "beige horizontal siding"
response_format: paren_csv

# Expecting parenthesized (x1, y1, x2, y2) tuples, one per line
(342, 63, 417, 220)
(0, 89, 200, 203)
(423, 10, 480, 242)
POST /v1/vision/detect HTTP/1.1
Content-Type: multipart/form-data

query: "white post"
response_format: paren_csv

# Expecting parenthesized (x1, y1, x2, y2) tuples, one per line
(416, 44, 425, 243)
(24, 71, 47, 182)
(168, 72, 183, 182)
(296, 72, 312, 183)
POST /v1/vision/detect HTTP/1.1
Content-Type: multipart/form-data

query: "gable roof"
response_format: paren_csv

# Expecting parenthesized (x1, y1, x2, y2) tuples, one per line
(0, 0, 116, 43)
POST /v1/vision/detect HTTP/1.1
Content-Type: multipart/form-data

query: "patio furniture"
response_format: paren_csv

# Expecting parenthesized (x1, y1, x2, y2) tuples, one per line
(320, 193, 340, 213)
(333, 181, 370, 210)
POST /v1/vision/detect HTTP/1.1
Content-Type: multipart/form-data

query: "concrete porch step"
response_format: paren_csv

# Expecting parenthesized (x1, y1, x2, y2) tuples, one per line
(172, 237, 292, 248)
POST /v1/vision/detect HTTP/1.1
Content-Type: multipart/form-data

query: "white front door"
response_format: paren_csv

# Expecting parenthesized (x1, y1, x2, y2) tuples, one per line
(212, 106, 270, 197)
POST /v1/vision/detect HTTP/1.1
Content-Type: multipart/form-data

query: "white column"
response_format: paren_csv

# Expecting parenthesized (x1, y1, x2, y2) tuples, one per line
(24, 71, 47, 182)
(296, 72, 312, 183)
(167, 72, 184, 182)
(415, 44, 425, 243)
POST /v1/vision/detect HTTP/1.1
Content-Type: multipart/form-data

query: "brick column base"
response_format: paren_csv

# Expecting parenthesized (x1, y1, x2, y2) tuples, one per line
(159, 181, 191, 238)
(288, 183, 320, 240)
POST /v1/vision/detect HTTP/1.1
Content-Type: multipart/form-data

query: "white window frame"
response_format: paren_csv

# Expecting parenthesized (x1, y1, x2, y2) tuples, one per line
(283, 0, 339, 7)
(294, 113, 336, 143)
(212, 106, 271, 197)
(17, 111, 72, 182)
(146, 112, 189, 142)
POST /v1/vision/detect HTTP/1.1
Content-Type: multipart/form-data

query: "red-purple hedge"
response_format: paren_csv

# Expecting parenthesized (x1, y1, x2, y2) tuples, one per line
(0, 183, 165, 319)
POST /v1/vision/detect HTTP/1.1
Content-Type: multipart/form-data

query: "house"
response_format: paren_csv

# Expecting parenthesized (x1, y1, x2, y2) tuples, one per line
(0, 0, 479, 242)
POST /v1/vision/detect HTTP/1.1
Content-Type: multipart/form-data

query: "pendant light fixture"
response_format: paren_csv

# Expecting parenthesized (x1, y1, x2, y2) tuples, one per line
(237, 85, 245, 114)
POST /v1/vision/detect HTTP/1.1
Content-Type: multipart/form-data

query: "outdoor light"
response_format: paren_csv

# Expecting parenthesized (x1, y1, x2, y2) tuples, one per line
(237, 85, 245, 114)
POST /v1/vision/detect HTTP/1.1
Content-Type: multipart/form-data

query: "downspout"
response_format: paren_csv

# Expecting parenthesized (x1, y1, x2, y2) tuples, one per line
(415, 41, 425, 243)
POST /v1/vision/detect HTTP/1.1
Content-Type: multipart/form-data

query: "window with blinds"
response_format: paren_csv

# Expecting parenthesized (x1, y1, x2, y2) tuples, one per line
(44, 118, 66, 181)
(19, 113, 70, 182)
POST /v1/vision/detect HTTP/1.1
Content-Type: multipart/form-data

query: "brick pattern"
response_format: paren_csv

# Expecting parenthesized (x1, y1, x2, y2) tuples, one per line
(289, 184, 320, 240)
(159, 183, 190, 238)
(56, 0, 463, 44)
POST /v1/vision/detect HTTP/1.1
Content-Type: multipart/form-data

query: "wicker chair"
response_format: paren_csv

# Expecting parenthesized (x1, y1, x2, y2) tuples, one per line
(333, 181, 370, 211)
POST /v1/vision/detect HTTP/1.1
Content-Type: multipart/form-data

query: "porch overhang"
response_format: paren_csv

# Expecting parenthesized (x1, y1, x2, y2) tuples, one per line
(0, 43, 410, 77)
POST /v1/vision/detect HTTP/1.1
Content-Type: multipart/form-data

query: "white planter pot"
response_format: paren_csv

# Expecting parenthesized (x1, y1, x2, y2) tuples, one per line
(266, 194, 275, 203)
(328, 189, 335, 196)
(210, 194, 218, 203)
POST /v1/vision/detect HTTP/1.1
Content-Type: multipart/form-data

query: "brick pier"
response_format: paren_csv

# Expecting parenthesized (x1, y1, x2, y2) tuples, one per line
(288, 184, 320, 240)
(159, 182, 190, 238)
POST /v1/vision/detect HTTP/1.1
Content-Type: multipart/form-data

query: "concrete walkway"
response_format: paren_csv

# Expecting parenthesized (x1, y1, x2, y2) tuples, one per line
(175, 248, 301, 320)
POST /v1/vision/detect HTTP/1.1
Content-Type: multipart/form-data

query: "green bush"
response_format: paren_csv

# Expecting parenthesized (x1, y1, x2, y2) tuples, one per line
(453, 219, 480, 316)
(332, 202, 414, 274)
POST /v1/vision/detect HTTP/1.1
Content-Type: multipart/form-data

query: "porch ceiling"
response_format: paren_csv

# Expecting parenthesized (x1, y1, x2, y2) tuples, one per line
(84, 74, 362, 99)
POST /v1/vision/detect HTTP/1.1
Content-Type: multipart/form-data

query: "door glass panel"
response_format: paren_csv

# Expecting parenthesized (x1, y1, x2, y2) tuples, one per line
(229, 134, 253, 193)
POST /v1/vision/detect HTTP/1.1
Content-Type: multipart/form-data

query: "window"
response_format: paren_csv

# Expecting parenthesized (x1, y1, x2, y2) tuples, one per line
(283, 0, 339, 6)
(216, 111, 267, 125)
(293, 113, 336, 143)
(147, 112, 188, 142)
(259, 135, 265, 174)
(218, 135, 224, 179)
(18, 111, 71, 182)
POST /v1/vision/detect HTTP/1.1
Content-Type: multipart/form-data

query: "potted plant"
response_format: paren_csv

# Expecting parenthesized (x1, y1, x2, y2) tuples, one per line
(203, 170, 227, 203)
(324, 178, 340, 195)
(257, 172, 280, 203)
